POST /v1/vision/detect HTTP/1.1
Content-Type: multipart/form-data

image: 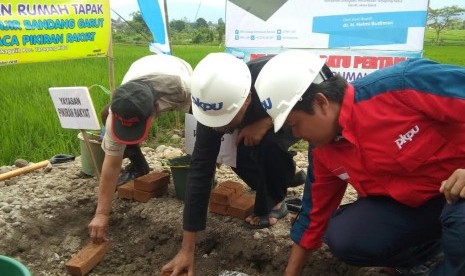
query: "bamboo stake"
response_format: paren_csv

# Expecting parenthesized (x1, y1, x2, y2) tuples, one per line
(0, 160, 50, 181)
(107, 30, 115, 94)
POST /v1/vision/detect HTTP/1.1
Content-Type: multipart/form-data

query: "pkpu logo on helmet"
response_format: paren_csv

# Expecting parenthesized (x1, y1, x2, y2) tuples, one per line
(261, 97, 272, 111)
(192, 96, 223, 112)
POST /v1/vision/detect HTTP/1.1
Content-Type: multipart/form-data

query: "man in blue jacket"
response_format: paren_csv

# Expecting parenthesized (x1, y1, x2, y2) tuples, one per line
(255, 50, 465, 276)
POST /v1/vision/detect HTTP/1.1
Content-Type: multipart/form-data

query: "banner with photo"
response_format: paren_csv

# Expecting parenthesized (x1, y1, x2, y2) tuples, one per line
(0, 0, 111, 65)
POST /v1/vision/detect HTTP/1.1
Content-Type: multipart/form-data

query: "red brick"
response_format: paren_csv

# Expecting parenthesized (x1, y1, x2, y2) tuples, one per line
(134, 172, 170, 192)
(210, 185, 240, 205)
(133, 185, 168, 203)
(219, 180, 245, 194)
(228, 193, 255, 219)
(117, 181, 134, 200)
(209, 202, 229, 216)
(65, 241, 109, 276)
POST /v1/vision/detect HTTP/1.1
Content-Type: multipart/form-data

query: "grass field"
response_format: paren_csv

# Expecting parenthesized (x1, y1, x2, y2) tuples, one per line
(1, 38, 464, 165)
(424, 29, 465, 46)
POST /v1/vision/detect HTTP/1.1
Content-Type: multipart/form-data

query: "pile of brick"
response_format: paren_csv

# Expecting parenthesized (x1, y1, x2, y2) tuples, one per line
(209, 180, 255, 220)
(117, 172, 170, 203)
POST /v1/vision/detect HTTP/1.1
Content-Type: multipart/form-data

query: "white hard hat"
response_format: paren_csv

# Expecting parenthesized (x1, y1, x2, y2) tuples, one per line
(191, 53, 251, 127)
(254, 50, 327, 132)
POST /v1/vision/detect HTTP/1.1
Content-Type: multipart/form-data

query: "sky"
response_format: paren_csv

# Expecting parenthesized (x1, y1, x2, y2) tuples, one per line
(109, 0, 464, 22)
(110, 0, 226, 23)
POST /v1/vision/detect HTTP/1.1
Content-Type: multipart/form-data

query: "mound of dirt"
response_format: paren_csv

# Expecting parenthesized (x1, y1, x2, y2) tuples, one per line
(0, 146, 388, 276)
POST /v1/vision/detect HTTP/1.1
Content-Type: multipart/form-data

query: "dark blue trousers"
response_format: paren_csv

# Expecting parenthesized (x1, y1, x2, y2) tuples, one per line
(231, 128, 297, 216)
(324, 196, 465, 275)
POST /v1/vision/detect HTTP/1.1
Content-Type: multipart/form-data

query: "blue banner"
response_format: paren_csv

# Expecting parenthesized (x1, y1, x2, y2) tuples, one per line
(137, 0, 170, 54)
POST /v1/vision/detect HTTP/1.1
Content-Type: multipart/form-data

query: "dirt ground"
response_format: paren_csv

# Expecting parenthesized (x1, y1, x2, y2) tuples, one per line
(0, 144, 391, 276)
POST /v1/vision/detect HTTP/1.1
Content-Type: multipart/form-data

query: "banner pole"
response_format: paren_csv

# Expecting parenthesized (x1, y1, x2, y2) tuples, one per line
(163, 0, 172, 54)
(162, 0, 179, 127)
(108, 31, 116, 93)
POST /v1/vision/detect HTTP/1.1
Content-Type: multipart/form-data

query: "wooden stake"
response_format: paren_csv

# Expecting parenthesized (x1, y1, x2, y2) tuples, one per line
(0, 160, 50, 181)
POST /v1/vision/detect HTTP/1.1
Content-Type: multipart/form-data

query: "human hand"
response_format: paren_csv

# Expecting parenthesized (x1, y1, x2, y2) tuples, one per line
(161, 248, 194, 276)
(284, 244, 312, 276)
(88, 213, 109, 244)
(440, 168, 465, 204)
(236, 117, 272, 146)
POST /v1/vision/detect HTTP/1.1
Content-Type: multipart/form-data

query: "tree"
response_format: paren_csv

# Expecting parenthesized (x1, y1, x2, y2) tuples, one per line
(427, 5, 465, 44)
(195, 17, 209, 29)
(170, 19, 187, 32)
(130, 11, 150, 34)
(217, 21, 225, 43)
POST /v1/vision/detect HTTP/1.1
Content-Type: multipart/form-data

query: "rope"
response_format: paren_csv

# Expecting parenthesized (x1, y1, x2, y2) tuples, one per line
(194, 0, 203, 21)
(111, 8, 153, 43)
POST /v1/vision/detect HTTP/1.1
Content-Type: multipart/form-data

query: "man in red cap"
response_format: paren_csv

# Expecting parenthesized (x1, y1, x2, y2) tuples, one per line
(88, 54, 192, 243)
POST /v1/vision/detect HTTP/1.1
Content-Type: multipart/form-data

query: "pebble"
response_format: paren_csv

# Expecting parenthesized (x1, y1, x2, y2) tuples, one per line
(45, 183, 56, 189)
(0, 166, 12, 174)
(2, 206, 13, 213)
(14, 159, 29, 168)
(4, 180, 15, 186)
(43, 163, 53, 173)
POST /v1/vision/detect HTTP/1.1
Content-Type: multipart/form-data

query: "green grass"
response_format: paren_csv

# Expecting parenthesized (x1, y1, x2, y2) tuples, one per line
(1, 40, 464, 165)
(423, 29, 465, 66)
(424, 29, 465, 46)
(423, 45, 465, 66)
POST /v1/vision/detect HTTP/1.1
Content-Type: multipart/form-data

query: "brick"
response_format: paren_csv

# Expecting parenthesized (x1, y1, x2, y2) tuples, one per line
(219, 180, 245, 194)
(210, 185, 240, 205)
(228, 193, 255, 220)
(65, 241, 109, 276)
(133, 185, 168, 203)
(209, 202, 229, 216)
(134, 172, 170, 192)
(117, 181, 134, 200)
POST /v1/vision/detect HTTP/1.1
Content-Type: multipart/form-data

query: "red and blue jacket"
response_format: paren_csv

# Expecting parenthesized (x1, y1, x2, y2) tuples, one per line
(291, 58, 465, 250)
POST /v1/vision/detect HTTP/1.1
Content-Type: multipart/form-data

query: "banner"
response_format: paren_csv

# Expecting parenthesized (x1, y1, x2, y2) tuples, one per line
(185, 114, 237, 168)
(226, 0, 428, 51)
(226, 47, 422, 81)
(0, 1, 111, 65)
(138, 0, 170, 54)
(225, 0, 428, 81)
